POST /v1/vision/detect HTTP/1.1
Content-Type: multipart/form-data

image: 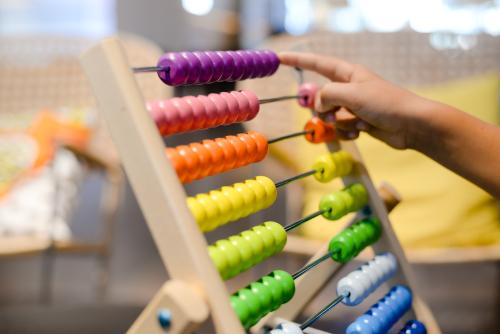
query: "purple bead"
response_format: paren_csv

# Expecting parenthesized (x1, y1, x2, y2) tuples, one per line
(226, 51, 244, 81)
(157, 52, 189, 86)
(192, 51, 215, 84)
(235, 50, 254, 80)
(181, 52, 201, 85)
(247, 51, 265, 77)
(255, 50, 272, 77)
(216, 50, 235, 81)
(205, 51, 224, 82)
(263, 50, 280, 76)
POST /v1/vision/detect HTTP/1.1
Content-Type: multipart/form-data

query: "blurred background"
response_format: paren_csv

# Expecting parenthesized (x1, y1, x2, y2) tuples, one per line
(0, 0, 499, 333)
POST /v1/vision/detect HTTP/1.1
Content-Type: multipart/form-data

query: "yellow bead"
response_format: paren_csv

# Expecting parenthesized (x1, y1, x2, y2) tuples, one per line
(221, 186, 244, 221)
(187, 197, 206, 226)
(313, 154, 336, 183)
(255, 176, 277, 208)
(234, 182, 256, 218)
(245, 179, 267, 211)
(196, 193, 220, 231)
(209, 190, 232, 229)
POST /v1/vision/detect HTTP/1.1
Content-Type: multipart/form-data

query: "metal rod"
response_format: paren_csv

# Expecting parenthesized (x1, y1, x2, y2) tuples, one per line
(284, 210, 324, 232)
(258, 95, 300, 104)
(275, 169, 316, 188)
(300, 292, 349, 330)
(132, 66, 169, 73)
(267, 130, 312, 144)
(291, 252, 332, 280)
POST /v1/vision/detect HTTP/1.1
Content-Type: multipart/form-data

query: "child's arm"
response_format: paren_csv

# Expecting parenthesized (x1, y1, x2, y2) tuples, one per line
(280, 52, 500, 197)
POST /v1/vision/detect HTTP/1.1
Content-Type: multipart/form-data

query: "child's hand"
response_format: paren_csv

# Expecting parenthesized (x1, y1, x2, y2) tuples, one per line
(279, 52, 434, 149)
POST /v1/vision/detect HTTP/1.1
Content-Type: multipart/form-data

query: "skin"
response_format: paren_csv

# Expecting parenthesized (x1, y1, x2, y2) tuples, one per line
(279, 52, 500, 197)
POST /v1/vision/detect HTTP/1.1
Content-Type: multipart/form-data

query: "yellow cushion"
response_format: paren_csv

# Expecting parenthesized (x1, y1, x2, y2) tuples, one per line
(297, 73, 500, 248)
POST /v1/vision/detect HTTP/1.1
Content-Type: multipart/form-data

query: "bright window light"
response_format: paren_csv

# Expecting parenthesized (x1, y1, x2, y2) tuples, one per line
(181, 0, 214, 16)
(408, 0, 447, 33)
(284, 0, 312, 35)
(482, 7, 500, 36)
(328, 7, 363, 33)
(349, 0, 408, 32)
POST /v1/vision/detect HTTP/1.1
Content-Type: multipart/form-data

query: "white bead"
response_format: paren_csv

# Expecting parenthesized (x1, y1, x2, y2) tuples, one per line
(274, 322, 303, 334)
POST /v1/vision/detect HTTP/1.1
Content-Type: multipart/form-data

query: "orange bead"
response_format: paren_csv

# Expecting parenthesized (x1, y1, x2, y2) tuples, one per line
(227, 135, 249, 166)
(189, 142, 213, 179)
(165, 148, 187, 182)
(177, 145, 201, 180)
(238, 133, 258, 164)
(215, 137, 237, 170)
(203, 139, 225, 174)
(248, 131, 268, 160)
(304, 117, 336, 143)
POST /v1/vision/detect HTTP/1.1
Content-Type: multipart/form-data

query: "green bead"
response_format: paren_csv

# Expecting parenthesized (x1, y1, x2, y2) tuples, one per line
(230, 295, 250, 326)
(367, 217, 382, 241)
(253, 225, 275, 257)
(339, 190, 354, 212)
(329, 234, 356, 263)
(320, 193, 346, 220)
(264, 221, 287, 253)
(344, 228, 362, 255)
(241, 229, 265, 263)
(250, 282, 272, 319)
(261, 275, 283, 310)
(228, 235, 253, 272)
(214, 239, 241, 279)
(347, 183, 368, 209)
(350, 224, 372, 253)
(208, 245, 228, 279)
(272, 270, 295, 303)
(236, 288, 261, 327)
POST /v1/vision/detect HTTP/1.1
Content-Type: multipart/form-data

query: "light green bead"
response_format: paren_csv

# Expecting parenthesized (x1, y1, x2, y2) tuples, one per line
(241, 229, 265, 263)
(229, 235, 253, 272)
(252, 225, 275, 257)
(208, 245, 228, 278)
(264, 221, 287, 253)
(214, 239, 240, 279)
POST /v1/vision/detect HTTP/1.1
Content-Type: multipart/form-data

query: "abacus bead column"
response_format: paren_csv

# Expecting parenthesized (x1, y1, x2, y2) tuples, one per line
(230, 270, 295, 329)
(165, 131, 268, 183)
(156, 50, 280, 86)
(346, 285, 413, 334)
(313, 151, 354, 183)
(320, 183, 369, 220)
(208, 221, 287, 280)
(329, 217, 382, 263)
(398, 320, 427, 334)
(337, 253, 398, 306)
(146, 90, 259, 136)
(270, 323, 303, 334)
(187, 176, 277, 232)
(304, 117, 336, 143)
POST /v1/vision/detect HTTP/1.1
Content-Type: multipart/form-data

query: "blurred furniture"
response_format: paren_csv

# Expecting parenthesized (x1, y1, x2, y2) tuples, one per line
(0, 34, 171, 302)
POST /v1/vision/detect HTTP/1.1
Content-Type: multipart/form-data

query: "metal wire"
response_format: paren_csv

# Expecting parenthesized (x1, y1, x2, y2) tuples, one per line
(132, 66, 169, 73)
(274, 169, 316, 188)
(284, 210, 324, 232)
(267, 130, 312, 144)
(258, 95, 300, 104)
(291, 252, 332, 280)
(300, 292, 350, 330)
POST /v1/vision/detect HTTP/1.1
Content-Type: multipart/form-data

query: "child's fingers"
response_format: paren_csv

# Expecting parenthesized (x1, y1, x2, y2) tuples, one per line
(315, 82, 358, 112)
(278, 52, 354, 83)
(337, 128, 360, 140)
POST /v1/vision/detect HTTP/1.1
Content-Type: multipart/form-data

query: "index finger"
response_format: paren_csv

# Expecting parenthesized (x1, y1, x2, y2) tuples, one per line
(278, 52, 355, 83)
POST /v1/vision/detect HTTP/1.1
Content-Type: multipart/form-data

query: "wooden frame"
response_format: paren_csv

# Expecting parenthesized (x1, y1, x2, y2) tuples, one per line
(81, 37, 440, 334)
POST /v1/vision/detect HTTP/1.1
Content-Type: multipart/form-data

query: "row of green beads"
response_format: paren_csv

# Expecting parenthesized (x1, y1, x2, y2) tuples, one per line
(208, 221, 287, 280)
(319, 183, 368, 220)
(329, 217, 382, 263)
(230, 270, 295, 328)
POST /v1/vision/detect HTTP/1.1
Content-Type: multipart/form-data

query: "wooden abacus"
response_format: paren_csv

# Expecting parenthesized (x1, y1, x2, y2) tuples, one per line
(80, 37, 441, 334)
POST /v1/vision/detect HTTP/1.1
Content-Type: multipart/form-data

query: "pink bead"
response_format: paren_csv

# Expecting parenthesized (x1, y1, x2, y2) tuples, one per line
(171, 98, 194, 132)
(230, 91, 250, 122)
(206, 94, 229, 126)
(146, 101, 167, 135)
(298, 82, 319, 108)
(160, 99, 181, 135)
(184, 96, 206, 129)
(220, 92, 240, 124)
(193, 95, 214, 128)
(240, 90, 259, 120)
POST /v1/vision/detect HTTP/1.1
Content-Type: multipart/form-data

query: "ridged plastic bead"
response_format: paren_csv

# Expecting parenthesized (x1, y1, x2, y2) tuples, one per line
(304, 117, 336, 143)
(146, 90, 259, 136)
(231, 270, 295, 329)
(337, 253, 398, 306)
(313, 151, 354, 182)
(346, 285, 413, 334)
(208, 221, 287, 280)
(187, 176, 277, 232)
(166, 131, 268, 183)
(329, 217, 382, 263)
(270, 322, 303, 334)
(319, 183, 369, 220)
(156, 50, 279, 86)
(398, 320, 427, 334)
(298, 82, 319, 108)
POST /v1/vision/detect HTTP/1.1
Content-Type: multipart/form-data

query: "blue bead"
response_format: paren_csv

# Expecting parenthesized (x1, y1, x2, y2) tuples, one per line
(398, 320, 427, 334)
(346, 317, 373, 334)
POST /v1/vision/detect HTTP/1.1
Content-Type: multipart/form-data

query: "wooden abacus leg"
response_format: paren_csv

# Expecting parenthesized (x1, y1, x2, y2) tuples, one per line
(128, 280, 209, 334)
